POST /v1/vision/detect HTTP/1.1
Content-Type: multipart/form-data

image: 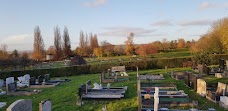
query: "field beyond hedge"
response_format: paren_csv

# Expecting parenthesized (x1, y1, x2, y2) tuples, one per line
(1, 68, 228, 111)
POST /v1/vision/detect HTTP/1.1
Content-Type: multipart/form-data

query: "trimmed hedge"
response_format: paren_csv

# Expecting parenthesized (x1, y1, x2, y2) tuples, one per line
(0, 57, 192, 79)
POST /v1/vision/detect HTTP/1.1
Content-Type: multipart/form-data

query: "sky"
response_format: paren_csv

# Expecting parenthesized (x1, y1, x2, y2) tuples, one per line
(0, 0, 228, 51)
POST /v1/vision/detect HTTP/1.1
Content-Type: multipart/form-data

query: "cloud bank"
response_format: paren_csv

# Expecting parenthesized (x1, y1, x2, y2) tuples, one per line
(82, 0, 107, 7)
(99, 26, 157, 37)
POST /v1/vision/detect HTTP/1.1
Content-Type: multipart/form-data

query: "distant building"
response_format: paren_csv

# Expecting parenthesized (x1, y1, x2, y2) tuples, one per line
(46, 54, 54, 60)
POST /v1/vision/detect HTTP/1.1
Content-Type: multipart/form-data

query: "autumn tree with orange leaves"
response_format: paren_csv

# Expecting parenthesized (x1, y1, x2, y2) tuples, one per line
(136, 42, 159, 56)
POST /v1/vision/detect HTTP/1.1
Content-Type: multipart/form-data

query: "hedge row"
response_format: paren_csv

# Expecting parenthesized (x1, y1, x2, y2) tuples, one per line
(0, 57, 192, 79)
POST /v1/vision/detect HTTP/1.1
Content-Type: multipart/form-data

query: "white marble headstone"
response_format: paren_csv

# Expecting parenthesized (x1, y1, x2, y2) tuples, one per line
(154, 87, 159, 111)
(6, 77, 14, 85)
(39, 100, 51, 111)
(6, 99, 32, 111)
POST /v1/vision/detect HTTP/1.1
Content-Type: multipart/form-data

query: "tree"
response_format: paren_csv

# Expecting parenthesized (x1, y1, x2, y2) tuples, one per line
(0, 44, 8, 60)
(177, 38, 185, 48)
(125, 32, 135, 55)
(89, 33, 99, 53)
(160, 38, 170, 50)
(21, 51, 30, 70)
(63, 26, 71, 57)
(136, 43, 159, 56)
(54, 26, 62, 60)
(46, 46, 55, 54)
(33, 26, 45, 60)
(211, 17, 228, 52)
(101, 40, 114, 56)
(11, 49, 19, 58)
(78, 31, 90, 56)
(93, 48, 102, 58)
(113, 45, 125, 55)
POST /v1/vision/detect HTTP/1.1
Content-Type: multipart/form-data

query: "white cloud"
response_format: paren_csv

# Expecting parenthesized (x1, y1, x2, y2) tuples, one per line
(198, 2, 217, 10)
(178, 19, 213, 26)
(198, 1, 228, 10)
(151, 20, 173, 26)
(99, 26, 156, 37)
(82, 0, 107, 7)
(0, 34, 33, 51)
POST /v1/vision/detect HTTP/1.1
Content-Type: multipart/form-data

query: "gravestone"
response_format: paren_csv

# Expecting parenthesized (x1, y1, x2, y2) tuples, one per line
(197, 79, 206, 96)
(154, 87, 159, 111)
(226, 60, 228, 70)
(78, 84, 86, 98)
(6, 82, 17, 93)
(6, 99, 32, 111)
(38, 75, 44, 83)
(29, 77, 36, 85)
(6, 77, 14, 85)
(219, 59, 225, 70)
(0, 79, 4, 89)
(165, 66, 168, 73)
(44, 74, 50, 82)
(215, 73, 223, 78)
(197, 64, 204, 74)
(24, 74, 30, 82)
(216, 82, 227, 95)
(39, 99, 52, 111)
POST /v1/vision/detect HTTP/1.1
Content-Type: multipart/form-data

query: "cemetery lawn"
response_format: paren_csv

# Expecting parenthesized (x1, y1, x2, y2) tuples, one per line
(1, 68, 228, 111)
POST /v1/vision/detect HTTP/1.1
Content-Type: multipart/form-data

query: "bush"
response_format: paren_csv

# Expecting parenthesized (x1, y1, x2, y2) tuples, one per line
(0, 57, 192, 79)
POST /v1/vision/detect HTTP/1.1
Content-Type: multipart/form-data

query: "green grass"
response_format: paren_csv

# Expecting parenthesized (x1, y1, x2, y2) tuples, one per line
(1, 68, 227, 111)
(151, 51, 191, 58)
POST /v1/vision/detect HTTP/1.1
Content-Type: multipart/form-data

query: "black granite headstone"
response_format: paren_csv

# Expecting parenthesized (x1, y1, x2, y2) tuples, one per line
(38, 75, 44, 83)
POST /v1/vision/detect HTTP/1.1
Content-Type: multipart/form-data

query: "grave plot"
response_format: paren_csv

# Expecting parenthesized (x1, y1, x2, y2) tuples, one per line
(6, 99, 32, 111)
(6, 99, 51, 111)
(170, 70, 185, 80)
(29, 75, 60, 88)
(6, 77, 41, 96)
(206, 82, 228, 103)
(43, 74, 70, 83)
(139, 82, 192, 109)
(78, 80, 127, 99)
(184, 72, 202, 91)
(193, 64, 210, 75)
(100, 69, 129, 84)
(139, 74, 165, 81)
(137, 70, 193, 111)
(0, 79, 6, 96)
(17, 74, 30, 87)
(111, 66, 129, 77)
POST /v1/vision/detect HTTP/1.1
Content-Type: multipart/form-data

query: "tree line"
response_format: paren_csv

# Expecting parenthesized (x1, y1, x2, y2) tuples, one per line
(1, 26, 197, 62)
(191, 17, 228, 65)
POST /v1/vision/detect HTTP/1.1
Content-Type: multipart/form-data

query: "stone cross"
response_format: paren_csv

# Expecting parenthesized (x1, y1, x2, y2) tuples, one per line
(6, 99, 32, 111)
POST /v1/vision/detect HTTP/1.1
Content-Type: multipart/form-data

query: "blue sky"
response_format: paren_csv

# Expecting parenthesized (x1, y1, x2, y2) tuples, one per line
(0, 0, 228, 51)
